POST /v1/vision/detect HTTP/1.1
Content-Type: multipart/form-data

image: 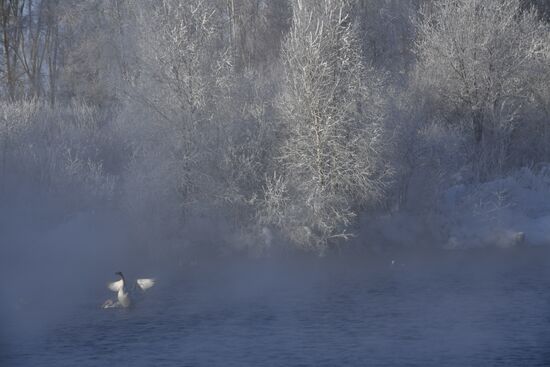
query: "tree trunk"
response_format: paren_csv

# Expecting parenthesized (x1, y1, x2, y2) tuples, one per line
(473, 109, 483, 144)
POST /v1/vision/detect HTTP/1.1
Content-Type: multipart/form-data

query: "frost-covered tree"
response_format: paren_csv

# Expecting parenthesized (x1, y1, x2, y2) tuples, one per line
(262, 0, 389, 253)
(135, 0, 229, 122)
(133, 0, 230, 189)
(58, 0, 137, 108)
(226, 0, 291, 71)
(118, 0, 230, 232)
(120, 0, 284, 243)
(414, 0, 550, 177)
(354, 0, 426, 76)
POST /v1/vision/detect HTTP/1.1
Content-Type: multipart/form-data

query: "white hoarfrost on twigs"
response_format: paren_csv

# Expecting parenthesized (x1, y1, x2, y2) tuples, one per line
(441, 164, 550, 249)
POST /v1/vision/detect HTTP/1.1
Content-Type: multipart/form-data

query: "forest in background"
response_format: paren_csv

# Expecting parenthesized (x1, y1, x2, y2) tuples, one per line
(1, 0, 550, 256)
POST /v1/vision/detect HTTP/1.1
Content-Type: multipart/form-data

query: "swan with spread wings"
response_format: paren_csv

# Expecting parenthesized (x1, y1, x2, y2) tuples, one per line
(102, 272, 156, 308)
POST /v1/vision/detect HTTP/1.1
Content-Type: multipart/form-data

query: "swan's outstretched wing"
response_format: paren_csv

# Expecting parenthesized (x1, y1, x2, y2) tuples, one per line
(108, 279, 124, 292)
(136, 278, 155, 291)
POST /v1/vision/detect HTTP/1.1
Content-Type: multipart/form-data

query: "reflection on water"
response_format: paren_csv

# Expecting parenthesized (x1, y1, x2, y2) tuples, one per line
(2, 249, 550, 366)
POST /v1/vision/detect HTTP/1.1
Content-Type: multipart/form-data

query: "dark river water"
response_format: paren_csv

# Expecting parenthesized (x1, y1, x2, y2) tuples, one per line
(2, 249, 550, 366)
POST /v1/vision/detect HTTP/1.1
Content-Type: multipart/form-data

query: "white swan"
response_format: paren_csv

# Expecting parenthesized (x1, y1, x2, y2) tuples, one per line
(102, 271, 156, 308)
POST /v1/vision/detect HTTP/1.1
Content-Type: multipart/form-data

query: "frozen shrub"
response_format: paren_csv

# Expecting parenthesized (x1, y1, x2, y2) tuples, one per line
(0, 101, 116, 210)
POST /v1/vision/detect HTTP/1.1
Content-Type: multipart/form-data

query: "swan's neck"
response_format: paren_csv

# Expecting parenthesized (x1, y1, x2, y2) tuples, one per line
(117, 280, 126, 295)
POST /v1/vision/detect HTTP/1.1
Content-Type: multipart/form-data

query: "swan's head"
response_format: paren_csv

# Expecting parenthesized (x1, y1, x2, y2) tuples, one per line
(115, 271, 124, 279)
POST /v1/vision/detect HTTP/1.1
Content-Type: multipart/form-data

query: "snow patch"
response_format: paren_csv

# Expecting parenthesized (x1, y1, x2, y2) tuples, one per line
(440, 164, 550, 249)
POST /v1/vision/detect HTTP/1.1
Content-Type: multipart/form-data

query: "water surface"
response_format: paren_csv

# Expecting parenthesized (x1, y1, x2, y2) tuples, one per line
(2, 249, 550, 366)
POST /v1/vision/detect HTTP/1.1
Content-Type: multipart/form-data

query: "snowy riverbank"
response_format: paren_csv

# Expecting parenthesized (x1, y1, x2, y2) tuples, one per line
(364, 165, 550, 251)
